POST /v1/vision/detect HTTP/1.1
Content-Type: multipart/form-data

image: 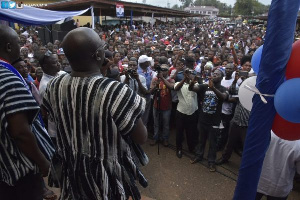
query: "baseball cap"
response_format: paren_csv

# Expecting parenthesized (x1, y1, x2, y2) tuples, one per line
(138, 55, 152, 64)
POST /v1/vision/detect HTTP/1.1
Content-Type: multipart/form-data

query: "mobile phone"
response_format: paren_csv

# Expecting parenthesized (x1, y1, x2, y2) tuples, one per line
(239, 71, 249, 77)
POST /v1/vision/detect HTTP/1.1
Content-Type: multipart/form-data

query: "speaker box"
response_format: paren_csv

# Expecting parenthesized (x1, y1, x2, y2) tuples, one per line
(52, 20, 76, 31)
(52, 30, 69, 42)
(38, 26, 52, 45)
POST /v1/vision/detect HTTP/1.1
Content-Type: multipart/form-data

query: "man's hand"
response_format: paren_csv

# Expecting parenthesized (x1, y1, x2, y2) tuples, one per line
(208, 77, 214, 88)
(124, 68, 130, 78)
(157, 72, 164, 79)
(230, 41, 234, 50)
(234, 71, 239, 83)
(7, 111, 51, 178)
(176, 64, 184, 72)
(184, 70, 190, 81)
(38, 159, 50, 177)
(192, 75, 198, 84)
(152, 78, 159, 90)
(132, 70, 139, 80)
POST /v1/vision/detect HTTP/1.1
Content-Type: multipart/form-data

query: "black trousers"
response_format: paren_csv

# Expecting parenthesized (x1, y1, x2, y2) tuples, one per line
(256, 192, 288, 200)
(176, 110, 198, 152)
(195, 122, 219, 164)
(0, 173, 44, 200)
(216, 113, 233, 150)
(222, 122, 247, 160)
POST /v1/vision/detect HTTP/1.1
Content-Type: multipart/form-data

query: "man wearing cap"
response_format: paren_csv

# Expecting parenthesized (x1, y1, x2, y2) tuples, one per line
(137, 55, 155, 126)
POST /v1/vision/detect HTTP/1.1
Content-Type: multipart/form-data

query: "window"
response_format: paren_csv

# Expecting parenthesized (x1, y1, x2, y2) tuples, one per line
(196, 11, 200, 14)
(207, 12, 211, 14)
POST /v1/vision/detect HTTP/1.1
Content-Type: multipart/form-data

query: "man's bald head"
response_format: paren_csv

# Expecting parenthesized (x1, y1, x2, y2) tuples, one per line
(0, 25, 20, 63)
(61, 27, 105, 72)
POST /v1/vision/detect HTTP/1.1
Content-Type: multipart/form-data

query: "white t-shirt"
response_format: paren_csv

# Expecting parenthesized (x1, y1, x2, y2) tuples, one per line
(257, 131, 300, 197)
(39, 70, 66, 137)
(221, 77, 234, 115)
(175, 82, 198, 115)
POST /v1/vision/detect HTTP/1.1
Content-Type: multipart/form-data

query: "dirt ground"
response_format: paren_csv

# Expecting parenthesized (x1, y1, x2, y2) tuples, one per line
(48, 129, 300, 200)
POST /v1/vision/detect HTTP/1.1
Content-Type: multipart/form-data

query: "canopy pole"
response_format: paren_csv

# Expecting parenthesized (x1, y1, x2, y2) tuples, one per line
(91, 5, 95, 29)
(151, 12, 154, 30)
(130, 9, 133, 30)
(100, 8, 102, 25)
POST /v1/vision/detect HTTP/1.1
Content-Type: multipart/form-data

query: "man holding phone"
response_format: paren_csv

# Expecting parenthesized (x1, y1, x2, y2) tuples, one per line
(120, 60, 148, 97)
(189, 69, 228, 172)
(216, 69, 251, 165)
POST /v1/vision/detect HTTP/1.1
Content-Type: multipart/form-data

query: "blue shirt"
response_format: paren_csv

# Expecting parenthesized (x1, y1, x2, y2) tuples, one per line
(137, 66, 153, 89)
(27, 74, 34, 83)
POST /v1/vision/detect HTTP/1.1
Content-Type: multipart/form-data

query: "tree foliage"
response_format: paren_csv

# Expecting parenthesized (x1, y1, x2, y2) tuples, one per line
(171, 4, 182, 11)
(176, 0, 269, 16)
(234, 0, 269, 16)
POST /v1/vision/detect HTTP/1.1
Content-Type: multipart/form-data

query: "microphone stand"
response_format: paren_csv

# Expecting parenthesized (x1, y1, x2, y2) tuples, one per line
(155, 78, 162, 155)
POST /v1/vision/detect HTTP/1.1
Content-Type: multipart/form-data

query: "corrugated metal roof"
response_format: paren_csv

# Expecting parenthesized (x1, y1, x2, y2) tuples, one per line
(43, 0, 202, 17)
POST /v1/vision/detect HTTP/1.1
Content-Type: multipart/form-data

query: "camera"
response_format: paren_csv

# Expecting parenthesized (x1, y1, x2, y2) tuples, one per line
(155, 66, 162, 72)
(185, 69, 194, 74)
(127, 69, 135, 75)
(155, 66, 168, 72)
(239, 70, 249, 77)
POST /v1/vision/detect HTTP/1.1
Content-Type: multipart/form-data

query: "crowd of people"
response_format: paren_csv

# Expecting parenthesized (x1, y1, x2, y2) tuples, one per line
(0, 17, 300, 200)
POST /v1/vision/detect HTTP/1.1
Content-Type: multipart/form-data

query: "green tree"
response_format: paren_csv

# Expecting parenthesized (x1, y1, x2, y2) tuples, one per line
(172, 4, 182, 10)
(234, 0, 253, 15)
(179, 0, 194, 8)
(234, 0, 269, 16)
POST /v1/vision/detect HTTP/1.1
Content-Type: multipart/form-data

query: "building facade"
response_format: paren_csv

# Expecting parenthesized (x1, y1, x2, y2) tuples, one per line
(184, 6, 219, 17)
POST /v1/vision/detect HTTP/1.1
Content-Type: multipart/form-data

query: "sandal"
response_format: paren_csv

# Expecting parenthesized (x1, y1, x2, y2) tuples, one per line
(43, 187, 57, 200)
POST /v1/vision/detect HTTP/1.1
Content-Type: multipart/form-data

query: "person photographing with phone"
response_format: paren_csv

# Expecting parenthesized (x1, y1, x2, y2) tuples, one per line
(120, 60, 148, 97)
(174, 68, 199, 158)
(216, 66, 252, 166)
(189, 69, 228, 172)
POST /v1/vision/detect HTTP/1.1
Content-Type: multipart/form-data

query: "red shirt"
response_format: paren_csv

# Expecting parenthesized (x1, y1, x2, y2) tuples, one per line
(169, 66, 176, 76)
(153, 78, 173, 110)
(34, 79, 40, 90)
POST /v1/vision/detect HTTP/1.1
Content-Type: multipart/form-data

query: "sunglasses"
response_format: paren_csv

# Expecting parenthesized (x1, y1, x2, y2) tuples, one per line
(92, 43, 107, 58)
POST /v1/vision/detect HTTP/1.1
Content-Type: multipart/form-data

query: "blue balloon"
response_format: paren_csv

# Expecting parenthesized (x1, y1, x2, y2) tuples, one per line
(274, 78, 300, 123)
(251, 45, 263, 74)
